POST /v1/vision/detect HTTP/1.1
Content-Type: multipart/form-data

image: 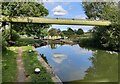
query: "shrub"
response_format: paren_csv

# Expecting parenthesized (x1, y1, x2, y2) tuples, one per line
(1, 29, 9, 51)
(11, 30, 20, 41)
(15, 38, 42, 46)
(2, 39, 8, 51)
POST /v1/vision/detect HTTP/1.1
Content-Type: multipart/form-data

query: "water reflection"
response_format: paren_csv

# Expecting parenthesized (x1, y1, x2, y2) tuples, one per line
(52, 53, 67, 64)
(49, 41, 65, 49)
(41, 54, 49, 64)
(36, 43, 118, 82)
(78, 50, 118, 82)
(50, 43, 57, 49)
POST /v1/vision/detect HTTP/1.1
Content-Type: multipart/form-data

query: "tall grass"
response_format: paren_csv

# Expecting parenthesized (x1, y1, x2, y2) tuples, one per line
(2, 47, 18, 82)
(22, 46, 54, 83)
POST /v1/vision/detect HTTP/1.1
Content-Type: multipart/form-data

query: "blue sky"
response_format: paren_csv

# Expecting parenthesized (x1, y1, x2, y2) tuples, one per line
(43, 2, 94, 32)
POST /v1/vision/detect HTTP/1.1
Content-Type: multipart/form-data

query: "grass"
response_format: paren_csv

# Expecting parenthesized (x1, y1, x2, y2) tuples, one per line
(22, 46, 54, 83)
(2, 35, 53, 83)
(2, 46, 54, 83)
(0, 31, 1, 83)
(2, 47, 18, 82)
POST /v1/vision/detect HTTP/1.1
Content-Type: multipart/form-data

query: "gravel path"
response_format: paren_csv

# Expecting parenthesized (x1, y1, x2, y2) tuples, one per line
(16, 47, 26, 82)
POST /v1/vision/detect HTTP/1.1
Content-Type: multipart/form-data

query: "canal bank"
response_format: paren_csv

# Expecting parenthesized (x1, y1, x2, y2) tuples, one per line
(32, 46, 63, 84)
(20, 46, 55, 83)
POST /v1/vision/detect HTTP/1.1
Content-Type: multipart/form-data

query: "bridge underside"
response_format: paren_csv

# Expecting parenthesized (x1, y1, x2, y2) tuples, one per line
(0, 16, 111, 26)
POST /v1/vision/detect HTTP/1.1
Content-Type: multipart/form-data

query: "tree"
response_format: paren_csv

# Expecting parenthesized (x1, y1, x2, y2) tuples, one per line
(76, 28, 84, 35)
(2, 2, 48, 17)
(57, 29, 61, 34)
(88, 29, 93, 33)
(82, 2, 120, 51)
(48, 28, 58, 37)
(2, 2, 49, 39)
(62, 28, 76, 38)
(40, 28, 49, 39)
(82, 2, 118, 21)
(59, 32, 64, 38)
(67, 27, 75, 35)
(12, 23, 50, 39)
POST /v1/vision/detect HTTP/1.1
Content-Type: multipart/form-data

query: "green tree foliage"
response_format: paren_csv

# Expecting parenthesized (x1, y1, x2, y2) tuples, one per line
(11, 30, 20, 41)
(82, 2, 120, 51)
(1, 28, 20, 50)
(48, 28, 58, 37)
(59, 32, 64, 37)
(62, 27, 76, 37)
(67, 28, 76, 35)
(56, 29, 65, 37)
(2, 2, 49, 38)
(12, 23, 50, 38)
(40, 28, 49, 39)
(2, 2, 48, 17)
(76, 28, 84, 35)
(62, 30, 68, 37)
(82, 2, 119, 21)
(2, 29, 10, 50)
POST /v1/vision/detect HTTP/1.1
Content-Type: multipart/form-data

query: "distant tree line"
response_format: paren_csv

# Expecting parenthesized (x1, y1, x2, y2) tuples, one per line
(48, 27, 84, 38)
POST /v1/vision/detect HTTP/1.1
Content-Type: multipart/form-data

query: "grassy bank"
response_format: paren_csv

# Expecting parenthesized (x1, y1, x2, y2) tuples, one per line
(22, 46, 54, 83)
(2, 45, 54, 83)
(2, 47, 18, 82)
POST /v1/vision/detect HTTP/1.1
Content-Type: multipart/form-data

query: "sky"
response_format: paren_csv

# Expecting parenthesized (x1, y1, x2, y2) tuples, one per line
(43, 2, 94, 32)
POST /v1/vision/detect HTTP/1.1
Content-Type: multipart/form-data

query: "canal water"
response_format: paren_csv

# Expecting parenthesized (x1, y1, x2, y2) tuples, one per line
(36, 43, 118, 82)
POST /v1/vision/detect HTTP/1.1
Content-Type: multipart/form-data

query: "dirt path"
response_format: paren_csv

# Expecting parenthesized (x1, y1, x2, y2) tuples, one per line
(16, 47, 26, 82)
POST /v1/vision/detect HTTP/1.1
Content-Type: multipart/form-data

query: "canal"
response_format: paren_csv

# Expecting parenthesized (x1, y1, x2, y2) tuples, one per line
(36, 42, 118, 82)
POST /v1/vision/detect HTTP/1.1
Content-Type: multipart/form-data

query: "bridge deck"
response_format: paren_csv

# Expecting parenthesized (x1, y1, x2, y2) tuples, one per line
(0, 16, 111, 26)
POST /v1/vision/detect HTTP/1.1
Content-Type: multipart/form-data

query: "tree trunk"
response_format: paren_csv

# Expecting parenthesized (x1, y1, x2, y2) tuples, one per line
(10, 23, 12, 41)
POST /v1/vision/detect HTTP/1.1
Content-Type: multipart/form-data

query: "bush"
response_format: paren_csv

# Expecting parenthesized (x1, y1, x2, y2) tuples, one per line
(1, 29, 9, 50)
(2, 40, 8, 51)
(93, 25, 120, 52)
(15, 38, 42, 46)
(11, 30, 20, 41)
(2, 29, 20, 47)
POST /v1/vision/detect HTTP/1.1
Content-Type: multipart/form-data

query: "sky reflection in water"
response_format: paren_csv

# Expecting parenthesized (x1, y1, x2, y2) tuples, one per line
(36, 44, 118, 82)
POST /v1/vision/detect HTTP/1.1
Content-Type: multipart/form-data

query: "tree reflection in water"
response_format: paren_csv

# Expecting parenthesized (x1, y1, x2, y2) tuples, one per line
(50, 43, 57, 49)
(49, 40, 72, 49)
(40, 54, 49, 64)
(81, 50, 118, 82)
(37, 43, 118, 82)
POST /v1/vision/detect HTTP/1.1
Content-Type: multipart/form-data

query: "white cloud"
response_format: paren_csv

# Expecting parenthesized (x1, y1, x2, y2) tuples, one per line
(52, 5, 68, 16)
(52, 53, 67, 64)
